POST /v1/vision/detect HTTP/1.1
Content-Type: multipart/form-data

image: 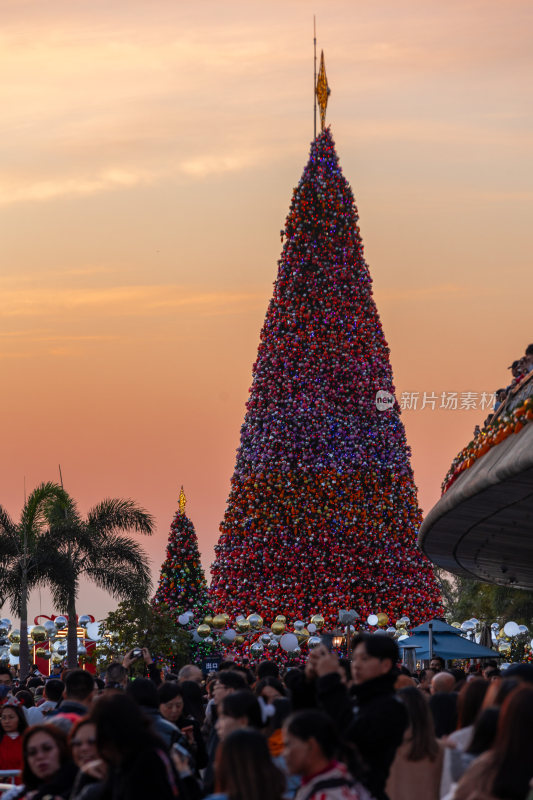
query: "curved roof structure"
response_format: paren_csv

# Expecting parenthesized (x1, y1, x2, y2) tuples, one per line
(419, 375, 533, 588)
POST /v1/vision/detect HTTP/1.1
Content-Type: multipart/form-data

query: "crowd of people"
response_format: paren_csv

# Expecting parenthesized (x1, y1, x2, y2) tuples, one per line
(1, 635, 533, 800)
(492, 343, 533, 416)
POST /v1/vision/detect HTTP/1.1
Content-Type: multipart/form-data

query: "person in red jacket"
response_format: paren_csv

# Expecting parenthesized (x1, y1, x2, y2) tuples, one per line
(0, 700, 28, 782)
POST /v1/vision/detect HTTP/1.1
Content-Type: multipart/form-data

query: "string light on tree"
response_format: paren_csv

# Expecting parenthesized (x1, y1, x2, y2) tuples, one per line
(210, 56, 442, 626)
(153, 487, 209, 629)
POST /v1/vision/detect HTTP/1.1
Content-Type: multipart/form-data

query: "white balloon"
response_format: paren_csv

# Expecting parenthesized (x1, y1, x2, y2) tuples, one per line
(503, 621, 520, 637)
(367, 615, 378, 626)
(518, 625, 528, 634)
(85, 622, 102, 642)
(308, 623, 317, 634)
(178, 614, 189, 626)
(221, 629, 236, 644)
(280, 633, 299, 652)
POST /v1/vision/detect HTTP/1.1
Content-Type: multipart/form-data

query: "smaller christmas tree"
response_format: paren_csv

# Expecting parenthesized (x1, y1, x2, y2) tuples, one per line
(153, 488, 209, 625)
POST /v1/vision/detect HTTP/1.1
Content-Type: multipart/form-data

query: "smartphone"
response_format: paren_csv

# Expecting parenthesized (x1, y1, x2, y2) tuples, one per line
(172, 742, 192, 766)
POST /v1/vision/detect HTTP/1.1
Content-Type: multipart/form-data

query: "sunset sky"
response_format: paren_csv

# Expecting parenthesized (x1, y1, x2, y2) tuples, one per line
(1, 0, 532, 623)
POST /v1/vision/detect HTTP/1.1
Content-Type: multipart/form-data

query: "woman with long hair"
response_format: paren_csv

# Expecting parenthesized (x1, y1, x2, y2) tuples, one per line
(283, 710, 363, 800)
(440, 677, 489, 797)
(90, 692, 200, 800)
(386, 687, 443, 800)
(445, 706, 500, 794)
(206, 727, 285, 800)
(2, 724, 77, 800)
(454, 684, 533, 800)
(0, 702, 28, 780)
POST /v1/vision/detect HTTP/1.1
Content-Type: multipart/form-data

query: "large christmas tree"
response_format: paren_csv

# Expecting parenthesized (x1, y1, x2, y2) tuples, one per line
(210, 128, 442, 626)
(153, 488, 209, 623)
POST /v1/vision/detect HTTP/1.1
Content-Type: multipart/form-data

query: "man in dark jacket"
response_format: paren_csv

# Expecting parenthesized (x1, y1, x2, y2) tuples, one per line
(310, 633, 407, 800)
(46, 668, 94, 732)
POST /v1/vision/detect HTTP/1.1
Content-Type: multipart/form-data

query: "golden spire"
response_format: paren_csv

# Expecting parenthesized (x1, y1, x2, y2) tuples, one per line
(316, 50, 330, 132)
(178, 486, 187, 515)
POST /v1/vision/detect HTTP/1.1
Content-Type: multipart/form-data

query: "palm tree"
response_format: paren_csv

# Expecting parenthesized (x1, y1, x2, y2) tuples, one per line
(0, 482, 69, 681)
(43, 494, 154, 668)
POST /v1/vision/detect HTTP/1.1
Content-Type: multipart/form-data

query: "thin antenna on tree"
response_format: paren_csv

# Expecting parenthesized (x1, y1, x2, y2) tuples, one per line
(314, 16, 317, 139)
(58, 464, 64, 489)
(24, 476, 26, 503)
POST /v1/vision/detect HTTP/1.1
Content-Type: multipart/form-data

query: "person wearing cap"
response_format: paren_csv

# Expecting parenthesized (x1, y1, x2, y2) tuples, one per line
(46, 663, 63, 681)
(509, 359, 521, 377)
(508, 358, 527, 388)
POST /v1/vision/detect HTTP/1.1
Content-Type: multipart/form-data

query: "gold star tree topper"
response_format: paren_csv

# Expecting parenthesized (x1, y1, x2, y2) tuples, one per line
(316, 50, 330, 132)
(178, 486, 187, 515)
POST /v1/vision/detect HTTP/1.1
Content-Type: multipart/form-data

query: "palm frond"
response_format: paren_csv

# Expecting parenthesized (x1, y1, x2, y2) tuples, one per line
(20, 483, 67, 544)
(84, 562, 151, 604)
(44, 493, 82, 529)
(2, 570, 27, 616)
(39, 524, 88, 571)
(86, 498, 154, 536)
(0, 506, 16, 538)
(86, 533, 151, 579)
(0, 532, 20, 560)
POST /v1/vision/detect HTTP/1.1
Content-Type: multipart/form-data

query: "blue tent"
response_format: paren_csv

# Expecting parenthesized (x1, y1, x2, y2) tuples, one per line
(398, 619, 501, 661)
